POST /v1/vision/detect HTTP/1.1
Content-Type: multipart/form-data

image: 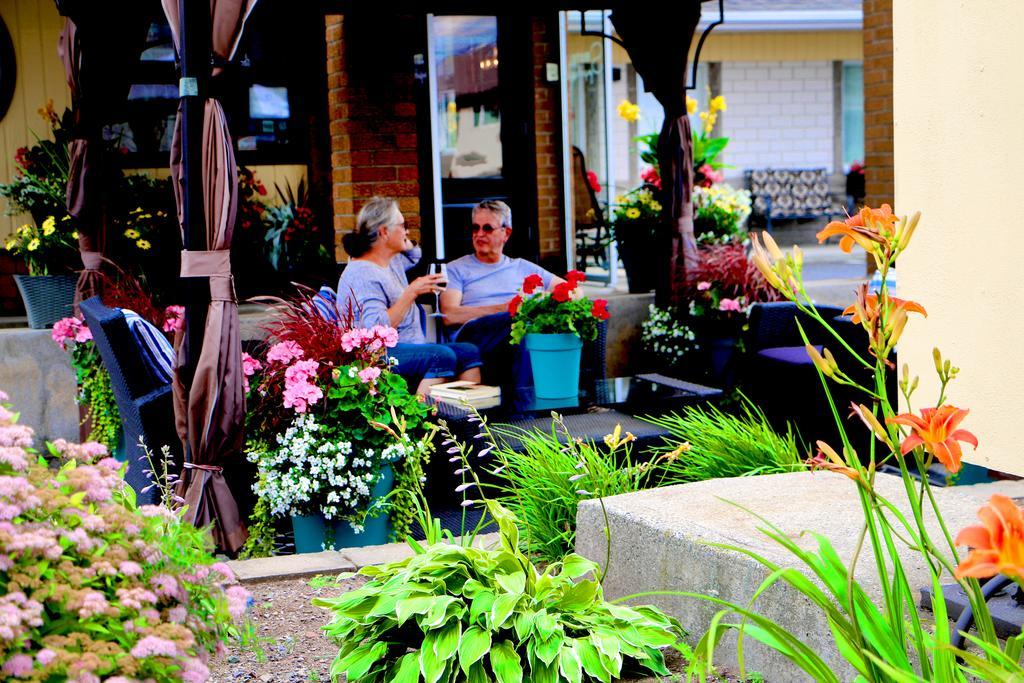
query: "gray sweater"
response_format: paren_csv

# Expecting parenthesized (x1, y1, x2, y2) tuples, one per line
(336, 250, 425, 343)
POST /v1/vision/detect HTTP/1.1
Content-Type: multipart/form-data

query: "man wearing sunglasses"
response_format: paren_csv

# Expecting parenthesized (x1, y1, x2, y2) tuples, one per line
(441, 199, 565, 385)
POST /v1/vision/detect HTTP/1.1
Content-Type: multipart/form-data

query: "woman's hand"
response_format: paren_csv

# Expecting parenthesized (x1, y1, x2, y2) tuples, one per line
(406, 273, 446, 297)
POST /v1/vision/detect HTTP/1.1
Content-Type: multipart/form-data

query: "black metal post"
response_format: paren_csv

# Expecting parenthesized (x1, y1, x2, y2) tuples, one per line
(178, 0, 209, 390)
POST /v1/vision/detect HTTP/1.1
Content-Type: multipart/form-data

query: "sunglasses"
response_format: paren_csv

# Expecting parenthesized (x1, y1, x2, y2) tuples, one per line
(470, 223, 506, 234)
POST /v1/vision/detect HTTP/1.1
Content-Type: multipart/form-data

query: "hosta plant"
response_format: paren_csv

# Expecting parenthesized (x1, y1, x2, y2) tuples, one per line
(316, 499, 687, 683)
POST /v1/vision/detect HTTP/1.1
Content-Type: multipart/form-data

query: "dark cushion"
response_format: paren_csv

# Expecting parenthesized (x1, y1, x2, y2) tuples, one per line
(757, 345, 822, 366)
(122, 310, 174, 385)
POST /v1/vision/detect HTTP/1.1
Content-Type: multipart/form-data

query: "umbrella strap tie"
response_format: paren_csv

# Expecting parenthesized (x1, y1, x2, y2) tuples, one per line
(81, 251, 102, 270)
(184, 462, 223, 473)
(181, 250, 236, 303)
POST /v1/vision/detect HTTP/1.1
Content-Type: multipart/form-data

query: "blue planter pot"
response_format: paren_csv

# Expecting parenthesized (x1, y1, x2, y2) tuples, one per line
(524, 333, 583, 399)
(290, 466, 394, 554)
(709, 337, 738, 387)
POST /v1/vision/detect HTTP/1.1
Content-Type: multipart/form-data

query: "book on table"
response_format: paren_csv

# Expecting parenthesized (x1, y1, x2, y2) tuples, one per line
(428, 381, 501, 403)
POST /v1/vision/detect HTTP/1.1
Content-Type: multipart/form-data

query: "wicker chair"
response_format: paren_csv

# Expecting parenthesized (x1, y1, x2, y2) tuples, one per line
(79, 297, 182, 505)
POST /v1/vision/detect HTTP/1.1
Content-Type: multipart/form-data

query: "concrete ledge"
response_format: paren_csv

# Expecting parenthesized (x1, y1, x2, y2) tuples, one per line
(229, 532, 500, 583)
(575, 472, 1024, 681)
(0, 327, 77, 443)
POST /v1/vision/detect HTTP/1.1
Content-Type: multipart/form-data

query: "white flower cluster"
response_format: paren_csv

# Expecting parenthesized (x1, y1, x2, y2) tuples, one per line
(247, 413, 399, 520)
(641, 304, 700, 362)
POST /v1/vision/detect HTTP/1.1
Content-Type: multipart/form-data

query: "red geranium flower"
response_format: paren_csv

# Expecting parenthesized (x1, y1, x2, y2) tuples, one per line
(586, 170, 602, 193)
(522, 273, 544, 294)
(508, 295, 523, 316)
(591, 299, 610, 321)
(566, 270, 586, 286)
(552, 282, 573, 303)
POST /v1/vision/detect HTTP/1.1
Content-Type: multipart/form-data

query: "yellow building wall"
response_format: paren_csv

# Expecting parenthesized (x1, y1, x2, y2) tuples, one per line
(611, 30, 863, 65)
(893, 0, 1024, 474)
(0, 0, 69, 239)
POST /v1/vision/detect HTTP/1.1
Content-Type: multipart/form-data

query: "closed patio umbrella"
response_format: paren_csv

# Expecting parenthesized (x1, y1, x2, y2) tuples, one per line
(161, 0, 258, 552)
(611, 3, 702, 305)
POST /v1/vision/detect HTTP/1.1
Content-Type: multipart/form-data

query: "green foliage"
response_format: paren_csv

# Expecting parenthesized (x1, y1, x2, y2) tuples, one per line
(316, 501, 687, 683)
(238, 484, 278, 560)
(484, 419, 668, 563)
(80, 360, 122, 452)
(389, 437, 430, 543)
(644, 398, 804, 484)
(262, 178, 333, 276)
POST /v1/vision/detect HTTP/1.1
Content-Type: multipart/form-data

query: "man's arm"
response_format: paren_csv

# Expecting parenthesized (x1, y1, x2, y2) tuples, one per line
(439, 289, 507, 326)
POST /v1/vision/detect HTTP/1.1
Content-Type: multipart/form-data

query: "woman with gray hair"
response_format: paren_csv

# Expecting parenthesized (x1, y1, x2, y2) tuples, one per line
(337, 196, 482, 395)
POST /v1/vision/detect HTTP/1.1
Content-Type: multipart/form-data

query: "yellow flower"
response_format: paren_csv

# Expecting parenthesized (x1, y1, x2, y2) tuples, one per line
(615, 195, 628, 204)
(42, 217, 56, 236)
(625, 207, 641, 219)
(617, 99, 640, 122)
(686, 96, 698, 115)
(637, 191, 651, 205)
(4, 238, 16, 251)
(650, 201, 662, 212)
(26, 238, 39, 252)
(71, 231, 79, 239)
(700, 110, 718, 134)
(709, 95, 727, 112)
(124, 229, 141, 239)
(18, 224, 31, 236)
(136, 239, 151, 250)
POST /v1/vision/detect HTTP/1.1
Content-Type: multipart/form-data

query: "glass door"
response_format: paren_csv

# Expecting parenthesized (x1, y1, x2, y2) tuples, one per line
(426, 15, 537, 262)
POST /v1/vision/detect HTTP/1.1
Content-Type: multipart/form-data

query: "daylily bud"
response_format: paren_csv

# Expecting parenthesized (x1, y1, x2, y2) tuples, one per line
(752, 252, 783, 290)
(762, 231, 783, 260)
(851, 402, 892, 447)
(806, 344, 835, 378)
(886, 308, 909, 352)
(899, 211, 921, 251)
(933, 348, 944, 376)
(792, 245, 803, 269)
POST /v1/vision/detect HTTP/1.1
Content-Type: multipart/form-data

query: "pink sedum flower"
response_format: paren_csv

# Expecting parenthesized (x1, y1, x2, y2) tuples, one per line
(130, 635, 180, 658)
(697, 281, 711, 291)
(2, 653, 33, 677)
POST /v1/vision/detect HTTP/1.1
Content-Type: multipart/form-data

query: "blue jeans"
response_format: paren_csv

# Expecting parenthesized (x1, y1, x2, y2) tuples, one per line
(389, 342, 481, 387)
(452, 312, 532, 388)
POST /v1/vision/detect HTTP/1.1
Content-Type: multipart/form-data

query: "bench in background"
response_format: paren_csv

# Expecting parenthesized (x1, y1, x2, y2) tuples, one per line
(745, 168, 843, 233)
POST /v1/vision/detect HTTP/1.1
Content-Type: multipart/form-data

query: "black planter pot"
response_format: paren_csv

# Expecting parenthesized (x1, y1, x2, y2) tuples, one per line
(615, 223, 660, 294)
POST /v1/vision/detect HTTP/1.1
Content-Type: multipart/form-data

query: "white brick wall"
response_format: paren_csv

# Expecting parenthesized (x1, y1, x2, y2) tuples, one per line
(717, 60, 836, 181)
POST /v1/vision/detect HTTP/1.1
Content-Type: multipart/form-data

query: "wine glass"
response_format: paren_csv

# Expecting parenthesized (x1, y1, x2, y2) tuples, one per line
(428, 263, 447, 317)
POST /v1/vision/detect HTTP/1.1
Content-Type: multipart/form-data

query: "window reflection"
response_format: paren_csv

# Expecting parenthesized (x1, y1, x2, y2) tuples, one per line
(432, 16, 502, 179)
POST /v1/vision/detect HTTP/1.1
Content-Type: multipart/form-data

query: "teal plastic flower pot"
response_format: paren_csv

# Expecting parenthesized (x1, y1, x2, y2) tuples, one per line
(524, 333, 583, 399)
(289, 465, 395, 554)
(332, 465, 394, 549)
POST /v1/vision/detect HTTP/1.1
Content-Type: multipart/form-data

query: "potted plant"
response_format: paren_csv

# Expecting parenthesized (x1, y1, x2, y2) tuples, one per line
(610, 187, 662, 293)
(243, 293, 431, 554)
(262, 178, 333, 287)
(4, 214, 79, 328)
(508, 270, 610, 399)
(692, 183, 753, 245)
(641, 243, 779, 384)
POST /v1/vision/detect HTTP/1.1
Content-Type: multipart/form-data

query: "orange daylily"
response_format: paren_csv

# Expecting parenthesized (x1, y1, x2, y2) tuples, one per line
(886, 404, 978, 473)
(843, 292, 927, 326)
(955, 494, 1024, 581)
(817, 204, 898, 253)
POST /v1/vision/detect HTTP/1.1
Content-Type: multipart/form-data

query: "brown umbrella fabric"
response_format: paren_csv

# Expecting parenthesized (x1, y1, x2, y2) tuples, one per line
(162, 0, 258, 552)
(610, 4, 702, 304)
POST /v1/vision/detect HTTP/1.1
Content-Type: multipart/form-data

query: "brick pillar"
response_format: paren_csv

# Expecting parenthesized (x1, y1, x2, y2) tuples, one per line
(532, 16, 564, 262)
(326, 16, 422, 261)
(863, 0, 893, 208)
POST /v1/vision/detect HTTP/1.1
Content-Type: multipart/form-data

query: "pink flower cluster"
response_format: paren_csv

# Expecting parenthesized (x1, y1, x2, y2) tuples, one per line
(162, 305, 185, 333)
(241, 352, 262, 393)
(718, 298, 742, 312)
(267, 340, 304, 364)
(283, 358, 323, 413)
(0, 387, 252, 682)
(341, 325, 399, 353)
(51, 317, 92, 351)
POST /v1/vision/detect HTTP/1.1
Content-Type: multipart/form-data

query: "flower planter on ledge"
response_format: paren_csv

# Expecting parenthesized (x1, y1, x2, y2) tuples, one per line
(290, 465, 394, 553)
(13, 273, 77, 329)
